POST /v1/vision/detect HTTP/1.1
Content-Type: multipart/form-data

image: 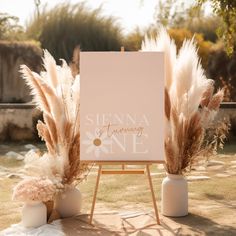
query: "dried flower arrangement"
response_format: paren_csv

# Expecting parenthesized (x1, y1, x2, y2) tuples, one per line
(142, 28, 226, 175)
(13, 177, 56, 202)
(20, 50, 90, 187)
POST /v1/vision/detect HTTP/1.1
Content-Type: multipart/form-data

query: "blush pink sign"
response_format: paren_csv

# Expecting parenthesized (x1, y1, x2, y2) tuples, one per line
(80, 52, 164, 162)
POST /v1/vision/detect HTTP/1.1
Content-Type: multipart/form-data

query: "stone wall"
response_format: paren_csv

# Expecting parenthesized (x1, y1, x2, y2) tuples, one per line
(0, 103, 236, 142)
(0, 104, 42, 142)
(0, 41, 42, 103)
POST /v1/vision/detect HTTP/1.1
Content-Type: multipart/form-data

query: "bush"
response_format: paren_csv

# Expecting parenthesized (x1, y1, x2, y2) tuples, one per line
(124, 28, 143, 51)
(207, 43, 236, 101)
(0, 13, 25, 41)
(146, 27, 213, 69)
(26, 3, 123, 62)
(186, 16, 221, 43)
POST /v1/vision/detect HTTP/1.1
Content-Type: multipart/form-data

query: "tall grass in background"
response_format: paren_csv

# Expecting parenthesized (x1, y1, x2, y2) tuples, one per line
(26, 3, 123, 62)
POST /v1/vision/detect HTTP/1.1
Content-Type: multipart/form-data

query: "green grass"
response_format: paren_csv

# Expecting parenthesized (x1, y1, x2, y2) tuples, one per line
(189, 176, 236, 201)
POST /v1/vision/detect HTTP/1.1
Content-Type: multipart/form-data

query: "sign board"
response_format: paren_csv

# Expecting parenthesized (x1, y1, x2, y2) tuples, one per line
(80, 52, 164, 162)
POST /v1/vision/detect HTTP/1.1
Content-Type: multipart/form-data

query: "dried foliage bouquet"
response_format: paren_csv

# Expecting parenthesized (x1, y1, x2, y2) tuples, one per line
(13, 177, 56, 202)
(20, 50, 90, 188)
(142, 28, 227, 175)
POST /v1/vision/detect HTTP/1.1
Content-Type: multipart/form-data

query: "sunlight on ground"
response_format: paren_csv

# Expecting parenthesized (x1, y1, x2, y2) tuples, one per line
(0, 143, 236, 235)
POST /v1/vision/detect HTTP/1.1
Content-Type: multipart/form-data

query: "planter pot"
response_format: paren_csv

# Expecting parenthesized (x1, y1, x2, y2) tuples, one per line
(22, 201, 47, 228)
(161, 173, 188, 217)
(44, 200, 54, 221)
(55, 187, 82, 218)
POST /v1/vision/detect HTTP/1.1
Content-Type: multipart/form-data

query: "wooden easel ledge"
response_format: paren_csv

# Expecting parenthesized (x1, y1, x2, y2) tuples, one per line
(89, 164, 161, 225)
(101, 169, 145, 175)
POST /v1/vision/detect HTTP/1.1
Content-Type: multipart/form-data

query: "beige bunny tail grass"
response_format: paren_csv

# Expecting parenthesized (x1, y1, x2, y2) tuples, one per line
(37, 120, 55, 155)
(200, 81, 214, 107)
(43, 113, 58, 147)
(208, 89, 225, 111)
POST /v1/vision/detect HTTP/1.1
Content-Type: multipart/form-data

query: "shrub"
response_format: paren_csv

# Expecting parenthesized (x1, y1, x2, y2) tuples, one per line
(0, 13, 25, 41)
(146, 27, 213, 69)
(26, 3, 123, 62)
(124, 28, 144, 51)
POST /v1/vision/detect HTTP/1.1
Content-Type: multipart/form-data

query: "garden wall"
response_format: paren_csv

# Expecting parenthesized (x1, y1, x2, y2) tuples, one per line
(0, 41, 42, 103)
(0, 104, 41, 142)
(0, 103, 236, 142)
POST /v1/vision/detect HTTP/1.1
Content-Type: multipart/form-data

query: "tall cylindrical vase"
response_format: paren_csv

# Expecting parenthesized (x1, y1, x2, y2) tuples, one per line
(161, 173, 188, 217)
(22, 201, 47, 228)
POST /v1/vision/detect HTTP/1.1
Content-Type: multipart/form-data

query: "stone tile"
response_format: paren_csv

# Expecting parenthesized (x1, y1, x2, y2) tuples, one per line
(24, 144, 38, 150)
(207, 166, 223, 171)
(215, 173, 231, 178)
(206, 160, 225, 167)
(187, 176, 210, 181)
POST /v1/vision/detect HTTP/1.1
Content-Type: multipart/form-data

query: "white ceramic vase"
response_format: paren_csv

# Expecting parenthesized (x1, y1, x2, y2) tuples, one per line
(161, 173, 188, 217)
(55, 187, 82, 218)
(22, 201, 47, 228)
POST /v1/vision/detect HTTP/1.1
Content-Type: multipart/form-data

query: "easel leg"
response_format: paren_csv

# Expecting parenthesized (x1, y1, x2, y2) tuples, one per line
(89, 165, 102, 224)
(146, 165, 161, 225)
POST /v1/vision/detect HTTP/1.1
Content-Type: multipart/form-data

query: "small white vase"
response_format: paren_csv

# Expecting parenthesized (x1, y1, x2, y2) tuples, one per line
(161, 173, 188, 217)
(55, 187, 82, 218)
(22, 201, 47, 228)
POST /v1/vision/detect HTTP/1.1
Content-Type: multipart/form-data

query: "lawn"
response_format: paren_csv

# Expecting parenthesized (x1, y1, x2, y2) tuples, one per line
(0, 143, 236, 235)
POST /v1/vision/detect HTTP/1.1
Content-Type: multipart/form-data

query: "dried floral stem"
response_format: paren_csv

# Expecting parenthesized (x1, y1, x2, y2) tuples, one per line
(143, 28, 226, 175)
(21, 50, 89, 187)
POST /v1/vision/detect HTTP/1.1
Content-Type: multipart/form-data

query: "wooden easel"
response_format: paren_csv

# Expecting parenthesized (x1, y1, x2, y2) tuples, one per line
(89, 47, 161, 225)
(89, 162, 161, 225)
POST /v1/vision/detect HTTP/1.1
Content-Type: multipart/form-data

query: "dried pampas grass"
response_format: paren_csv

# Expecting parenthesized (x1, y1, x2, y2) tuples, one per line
(165, 88, 171, 121)
(21, 65, 51, 114)
(142, 28, 226, 174)
(21, 50, 90, 186)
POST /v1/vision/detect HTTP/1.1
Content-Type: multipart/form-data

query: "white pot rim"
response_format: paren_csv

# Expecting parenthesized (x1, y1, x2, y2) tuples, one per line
(25, 200, 42, 205)
(166, 173, 185, 179)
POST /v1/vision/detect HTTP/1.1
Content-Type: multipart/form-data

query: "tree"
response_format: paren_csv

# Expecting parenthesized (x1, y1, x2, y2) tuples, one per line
(154, 0, 187, 27)
(124, 28, 143, 51)
(0, 13, 25, 40)
(198, 0, 236, 55)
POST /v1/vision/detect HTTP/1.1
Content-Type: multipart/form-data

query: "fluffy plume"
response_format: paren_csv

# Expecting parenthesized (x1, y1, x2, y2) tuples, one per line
(201, 80, 214, 107)
(43, 113, 58, 148)
(148, 27, 226, 174)
(208, 89, 224, 111)
(20, 50, 90, 187)
(173, 39, 197, 98)
(20, 65, 51, 114)
(37, 120, 55, 155)
(42, 49, 58, 88)
(141, 26, 176, 90)
(171, 39, 209, 116)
